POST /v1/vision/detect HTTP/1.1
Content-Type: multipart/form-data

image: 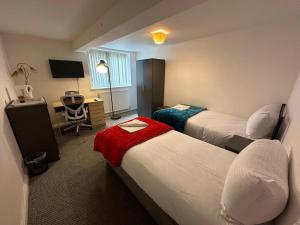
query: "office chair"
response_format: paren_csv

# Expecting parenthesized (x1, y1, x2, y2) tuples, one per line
(60, 94, 92, 136)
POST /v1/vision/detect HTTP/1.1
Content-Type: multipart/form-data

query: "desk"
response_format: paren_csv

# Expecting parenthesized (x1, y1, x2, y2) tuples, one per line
(52, 98, 105, 128)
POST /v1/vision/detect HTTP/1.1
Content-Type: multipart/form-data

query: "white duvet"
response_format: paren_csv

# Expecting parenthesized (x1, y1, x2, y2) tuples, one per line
(184, 111, 248, 147)
(121, 130, 236, 225)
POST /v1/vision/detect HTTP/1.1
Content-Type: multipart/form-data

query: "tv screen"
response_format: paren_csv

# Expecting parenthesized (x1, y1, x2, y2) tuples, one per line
(49, 59, 84, 78)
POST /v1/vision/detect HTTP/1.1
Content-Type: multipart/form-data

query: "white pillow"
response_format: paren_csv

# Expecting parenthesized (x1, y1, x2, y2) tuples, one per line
(246, 104, 281, 139)
(221, 139, 289, 225)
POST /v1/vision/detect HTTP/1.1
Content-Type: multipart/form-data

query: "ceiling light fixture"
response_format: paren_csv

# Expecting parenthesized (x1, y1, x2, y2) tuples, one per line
(151, 29, 169, 45)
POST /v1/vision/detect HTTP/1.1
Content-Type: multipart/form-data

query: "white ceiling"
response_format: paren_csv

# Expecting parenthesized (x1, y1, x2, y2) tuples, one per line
(102, 0, 300, 52)
(72, 0, 206, 51)
(0, 0, 118, 40)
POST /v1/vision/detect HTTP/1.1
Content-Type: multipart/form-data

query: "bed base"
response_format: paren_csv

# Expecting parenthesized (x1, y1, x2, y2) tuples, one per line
(110, 164, 178, 225)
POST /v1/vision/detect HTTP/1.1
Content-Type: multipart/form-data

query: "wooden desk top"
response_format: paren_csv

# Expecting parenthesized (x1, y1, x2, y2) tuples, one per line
(52, 97, 103, 108)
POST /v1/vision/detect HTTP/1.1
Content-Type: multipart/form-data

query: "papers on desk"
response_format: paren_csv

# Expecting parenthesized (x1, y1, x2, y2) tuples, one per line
(172, 104, 190, 111)
(119, 119, 148, 133)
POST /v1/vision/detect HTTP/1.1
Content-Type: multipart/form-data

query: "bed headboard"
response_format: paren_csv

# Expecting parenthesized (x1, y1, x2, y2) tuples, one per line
(272, 104, 286, 140)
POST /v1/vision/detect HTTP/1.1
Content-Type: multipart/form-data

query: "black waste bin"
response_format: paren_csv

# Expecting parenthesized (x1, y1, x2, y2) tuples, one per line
(24, 152, 48, 175)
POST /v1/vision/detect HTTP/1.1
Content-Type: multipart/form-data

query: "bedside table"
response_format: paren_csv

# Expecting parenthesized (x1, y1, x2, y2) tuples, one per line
(225, 135, 254, 154)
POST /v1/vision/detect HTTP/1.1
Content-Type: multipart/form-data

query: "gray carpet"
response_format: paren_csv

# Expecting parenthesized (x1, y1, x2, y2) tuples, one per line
(28, 112, 157, 225)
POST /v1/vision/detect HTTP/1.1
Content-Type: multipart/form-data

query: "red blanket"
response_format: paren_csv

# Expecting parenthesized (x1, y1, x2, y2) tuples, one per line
(94, 116, 172, 167)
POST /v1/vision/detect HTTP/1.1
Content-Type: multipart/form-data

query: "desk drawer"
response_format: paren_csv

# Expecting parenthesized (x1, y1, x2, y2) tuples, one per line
(89, 108, 104, 115)
(91, 117, 105, 126)
(90, 113, 105, 120)
(89, 102, 104, 111)
(88, 101, 105, 127)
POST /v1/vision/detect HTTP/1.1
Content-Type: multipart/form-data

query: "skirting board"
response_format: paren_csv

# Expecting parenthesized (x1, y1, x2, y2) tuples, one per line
(20, 174, 29, 225)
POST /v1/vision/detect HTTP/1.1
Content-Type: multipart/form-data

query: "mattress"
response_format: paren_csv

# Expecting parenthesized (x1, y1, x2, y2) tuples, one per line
(121, 130, 236, 225)
(184, 110, 248, 147)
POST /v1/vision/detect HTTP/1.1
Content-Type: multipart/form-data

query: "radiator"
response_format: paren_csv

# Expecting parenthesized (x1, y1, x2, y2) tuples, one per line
(98, 88, 130, 113)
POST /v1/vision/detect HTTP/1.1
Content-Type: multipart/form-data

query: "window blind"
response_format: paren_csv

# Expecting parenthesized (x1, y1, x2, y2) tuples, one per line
(88, 50, 131, 89)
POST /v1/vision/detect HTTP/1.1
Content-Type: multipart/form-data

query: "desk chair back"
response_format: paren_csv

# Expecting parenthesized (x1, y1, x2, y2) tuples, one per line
(60, 94, 87, 121)
(65, 90, 79, 96)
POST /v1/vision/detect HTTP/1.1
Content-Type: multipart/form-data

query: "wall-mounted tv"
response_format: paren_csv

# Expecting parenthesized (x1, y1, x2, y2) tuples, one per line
(49, 59, 84, 78)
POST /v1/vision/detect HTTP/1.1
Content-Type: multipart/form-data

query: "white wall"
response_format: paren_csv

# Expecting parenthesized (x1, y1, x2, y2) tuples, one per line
(2, 33, 137, 122)
(275, 73, 300, 225)
(138, 21, 300, 118)
(0, 36, 28, 225)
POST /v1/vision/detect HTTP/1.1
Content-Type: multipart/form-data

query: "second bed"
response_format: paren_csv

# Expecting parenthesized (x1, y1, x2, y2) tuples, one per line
(154, 104, 285, 147)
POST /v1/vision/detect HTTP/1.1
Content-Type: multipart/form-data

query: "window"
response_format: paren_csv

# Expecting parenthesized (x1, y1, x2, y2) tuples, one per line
(87, 49, 132, 89)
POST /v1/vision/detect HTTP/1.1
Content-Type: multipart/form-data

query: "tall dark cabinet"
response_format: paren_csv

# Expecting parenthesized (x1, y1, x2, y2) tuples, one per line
(136, 58, 165, 117)
(6, 99, 60, 162)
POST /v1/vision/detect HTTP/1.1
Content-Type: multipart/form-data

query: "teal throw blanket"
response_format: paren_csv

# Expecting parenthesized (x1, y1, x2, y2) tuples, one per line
(152, 105, 206, 132)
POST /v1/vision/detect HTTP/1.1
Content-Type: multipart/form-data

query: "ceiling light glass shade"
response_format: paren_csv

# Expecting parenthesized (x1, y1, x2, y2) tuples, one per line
(96, 60, 108, 74)
(151, 29, 169, 45)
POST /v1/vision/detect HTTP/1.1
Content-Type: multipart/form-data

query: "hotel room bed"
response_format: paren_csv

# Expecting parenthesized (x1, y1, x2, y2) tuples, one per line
(184, 110, 248, 147)
(120, 130, 236, 225)
(154, 104, 285, 148)
(95, 116, 290, 225)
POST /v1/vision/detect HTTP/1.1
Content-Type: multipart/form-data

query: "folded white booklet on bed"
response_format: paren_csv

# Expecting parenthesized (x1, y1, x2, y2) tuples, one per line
(118, 119, 148, 133)
(172, 104, 190, 111)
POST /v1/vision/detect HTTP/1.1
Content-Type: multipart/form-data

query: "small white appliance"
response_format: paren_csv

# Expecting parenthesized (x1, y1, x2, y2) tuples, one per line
(15, 85, 34, 99)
